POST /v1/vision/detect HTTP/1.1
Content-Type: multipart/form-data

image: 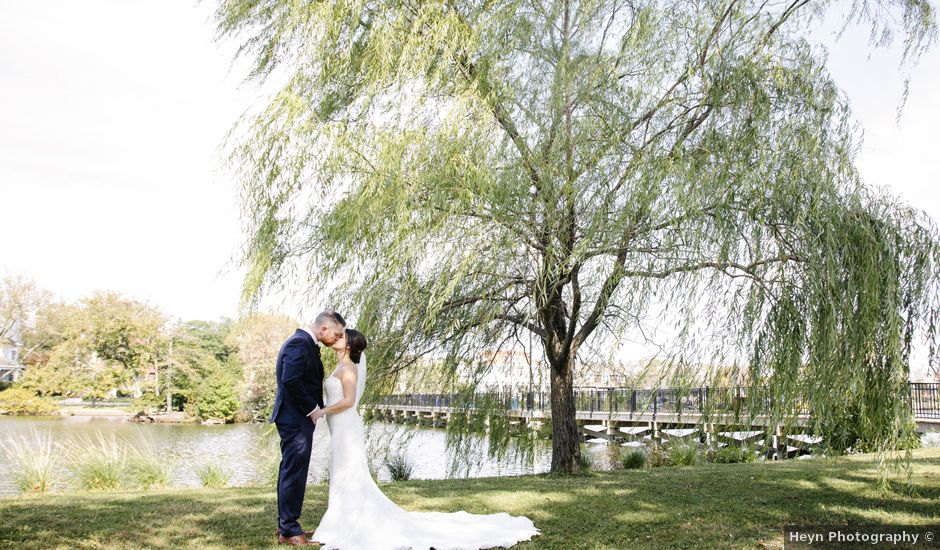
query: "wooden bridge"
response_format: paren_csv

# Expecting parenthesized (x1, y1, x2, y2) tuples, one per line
(364, 382, 940, 458)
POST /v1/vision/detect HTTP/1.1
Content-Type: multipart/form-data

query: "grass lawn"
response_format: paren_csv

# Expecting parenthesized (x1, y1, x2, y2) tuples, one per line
(0, 448, 938, 549)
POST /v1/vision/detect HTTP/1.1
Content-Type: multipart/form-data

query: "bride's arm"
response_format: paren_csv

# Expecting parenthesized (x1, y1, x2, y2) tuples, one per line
(314, 366, 358, 418)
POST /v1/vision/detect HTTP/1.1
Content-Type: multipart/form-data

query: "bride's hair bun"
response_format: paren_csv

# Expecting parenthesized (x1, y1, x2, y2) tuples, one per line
(346, 328, 368, 364)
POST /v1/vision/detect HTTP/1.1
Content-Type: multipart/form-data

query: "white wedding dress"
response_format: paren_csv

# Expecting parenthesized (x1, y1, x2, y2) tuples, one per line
(312, 356, 541, 550)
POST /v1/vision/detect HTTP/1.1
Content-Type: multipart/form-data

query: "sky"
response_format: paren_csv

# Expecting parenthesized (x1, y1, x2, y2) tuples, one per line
(0, 2, 938, 374)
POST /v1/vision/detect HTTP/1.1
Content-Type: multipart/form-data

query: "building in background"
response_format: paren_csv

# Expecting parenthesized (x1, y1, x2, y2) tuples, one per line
(472, 350, 544, 392)
(0, 329, 25, 382)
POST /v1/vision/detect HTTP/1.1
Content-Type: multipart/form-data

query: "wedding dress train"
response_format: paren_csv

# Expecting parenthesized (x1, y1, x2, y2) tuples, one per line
(312, 373, 540, 550)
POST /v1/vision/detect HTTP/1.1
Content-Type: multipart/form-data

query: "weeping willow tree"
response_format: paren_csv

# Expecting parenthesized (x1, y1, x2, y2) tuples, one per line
(216, 0, 940, 474)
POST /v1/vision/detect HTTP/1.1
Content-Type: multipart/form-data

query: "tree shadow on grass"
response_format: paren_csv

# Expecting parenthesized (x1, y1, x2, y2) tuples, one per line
(0, 486, 326, 550)
(0, 450, 938, 550)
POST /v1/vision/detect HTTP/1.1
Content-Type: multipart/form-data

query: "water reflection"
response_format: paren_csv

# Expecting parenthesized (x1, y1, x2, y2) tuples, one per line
(0, 416, 566, 496)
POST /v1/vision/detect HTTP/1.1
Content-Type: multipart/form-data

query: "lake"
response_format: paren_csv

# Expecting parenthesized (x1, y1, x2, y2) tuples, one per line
(0, 415, 613, 496)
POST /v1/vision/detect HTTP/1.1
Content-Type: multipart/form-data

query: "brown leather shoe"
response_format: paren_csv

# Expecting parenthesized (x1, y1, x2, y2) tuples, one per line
(276, 528, 316, 539)
(277, 534, 321, 546)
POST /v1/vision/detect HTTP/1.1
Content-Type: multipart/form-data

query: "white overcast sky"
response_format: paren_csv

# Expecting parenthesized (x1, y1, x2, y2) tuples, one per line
(0, 2, 938, 373)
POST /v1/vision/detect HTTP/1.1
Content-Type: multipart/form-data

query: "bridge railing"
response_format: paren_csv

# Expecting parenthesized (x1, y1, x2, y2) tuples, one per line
(910, 382, 939, 419)
(376, 382, 940, 419)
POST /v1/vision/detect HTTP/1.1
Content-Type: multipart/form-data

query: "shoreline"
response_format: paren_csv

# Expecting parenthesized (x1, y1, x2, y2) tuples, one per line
(0, 409, 243, 424)
(58, 407, 133, 417)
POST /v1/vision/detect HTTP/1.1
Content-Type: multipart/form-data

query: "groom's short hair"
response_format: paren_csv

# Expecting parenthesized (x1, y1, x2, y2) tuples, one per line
(314, 310, 345, 328)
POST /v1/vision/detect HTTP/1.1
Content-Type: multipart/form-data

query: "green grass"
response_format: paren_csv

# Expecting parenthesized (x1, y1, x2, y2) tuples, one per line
(0, 448, 938, 549)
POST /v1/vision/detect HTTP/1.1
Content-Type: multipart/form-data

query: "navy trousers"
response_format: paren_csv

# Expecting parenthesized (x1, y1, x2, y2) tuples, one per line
(276, 421, 316, 537)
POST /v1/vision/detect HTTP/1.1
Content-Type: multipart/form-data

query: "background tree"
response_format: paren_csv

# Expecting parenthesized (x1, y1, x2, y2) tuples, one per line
(20, 301, 79, 369)
(19, 293, 165, 401)
(164, 319, 241, 416)
(217, 0, 940, 473)
(0, 276, 51, 351)
(79, 293, 166, 397)
(226, 312, 297, 420)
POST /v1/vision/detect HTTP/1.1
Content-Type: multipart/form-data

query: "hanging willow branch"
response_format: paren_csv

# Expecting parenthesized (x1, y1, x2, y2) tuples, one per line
(216, 0, 939, 474)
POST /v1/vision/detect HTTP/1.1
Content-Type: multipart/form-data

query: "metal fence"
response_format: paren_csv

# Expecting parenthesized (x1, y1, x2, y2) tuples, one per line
(910, 382, 939, 419)
(378, 382, 940, 419)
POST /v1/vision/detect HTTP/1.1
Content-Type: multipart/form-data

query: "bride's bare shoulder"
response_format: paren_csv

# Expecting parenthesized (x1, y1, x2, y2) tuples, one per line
(337, 361, 358, 381)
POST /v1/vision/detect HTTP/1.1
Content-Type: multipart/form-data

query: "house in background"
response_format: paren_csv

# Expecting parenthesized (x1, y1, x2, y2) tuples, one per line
(0, 340, 25, 382)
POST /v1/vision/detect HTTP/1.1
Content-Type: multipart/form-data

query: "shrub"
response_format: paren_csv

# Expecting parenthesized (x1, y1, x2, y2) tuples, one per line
(197, 464, 230, 488)
(0, 429, 64, 493)
(194, 376, 239, 422)
(666, 440, 702, 466)
(0, 387, 57, 416)
(621, 448, 647, 469)
(385, 452, 415, 481)
(712, 445, 758, 464)
(646, 445, 670, 468)
(131, 392, 165, 415)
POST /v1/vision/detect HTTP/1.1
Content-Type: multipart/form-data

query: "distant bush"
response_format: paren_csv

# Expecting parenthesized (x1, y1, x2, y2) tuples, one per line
(194, 376, 239, 422)
(898, 418, 923, 451)
(385, 453, 415, 481)
(621, 448, 647, 469)
(0, 387, 57, 416)
(646, 446, 670, 468)
(131, 392, 165, 415)
(666, 441, 702, 466)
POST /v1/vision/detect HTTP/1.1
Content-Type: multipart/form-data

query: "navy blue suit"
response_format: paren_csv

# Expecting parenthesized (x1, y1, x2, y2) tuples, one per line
(271, 329, 325, 538)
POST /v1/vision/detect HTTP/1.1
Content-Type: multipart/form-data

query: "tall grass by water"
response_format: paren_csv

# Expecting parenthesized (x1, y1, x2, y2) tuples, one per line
(126, 438, 176, 489)
(665, 440, 703, 466)
(0, 429, 64, 493)
(620, 447, 647, 469)
(2, 429, 182, 493)
(66, 432, 128, 490)
(384, 452, 415, 481)
(197, 464, 231, 488)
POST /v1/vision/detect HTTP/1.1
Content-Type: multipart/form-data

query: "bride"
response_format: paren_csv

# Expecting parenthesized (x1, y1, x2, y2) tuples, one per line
(308, 328, 541, 550)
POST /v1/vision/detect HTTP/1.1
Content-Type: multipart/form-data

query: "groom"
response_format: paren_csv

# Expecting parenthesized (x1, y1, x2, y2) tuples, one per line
(271, 310, 346, 546)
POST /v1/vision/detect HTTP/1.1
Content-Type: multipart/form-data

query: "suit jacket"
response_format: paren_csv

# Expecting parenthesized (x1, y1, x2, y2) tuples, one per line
(269, 329, 325, 425)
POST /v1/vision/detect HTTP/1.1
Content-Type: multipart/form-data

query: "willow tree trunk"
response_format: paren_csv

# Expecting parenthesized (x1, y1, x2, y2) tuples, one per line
(550, 359, 581, 473)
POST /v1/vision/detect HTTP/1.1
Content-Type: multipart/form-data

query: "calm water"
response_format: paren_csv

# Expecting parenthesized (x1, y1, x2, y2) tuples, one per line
(0, 416, 619, 496)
